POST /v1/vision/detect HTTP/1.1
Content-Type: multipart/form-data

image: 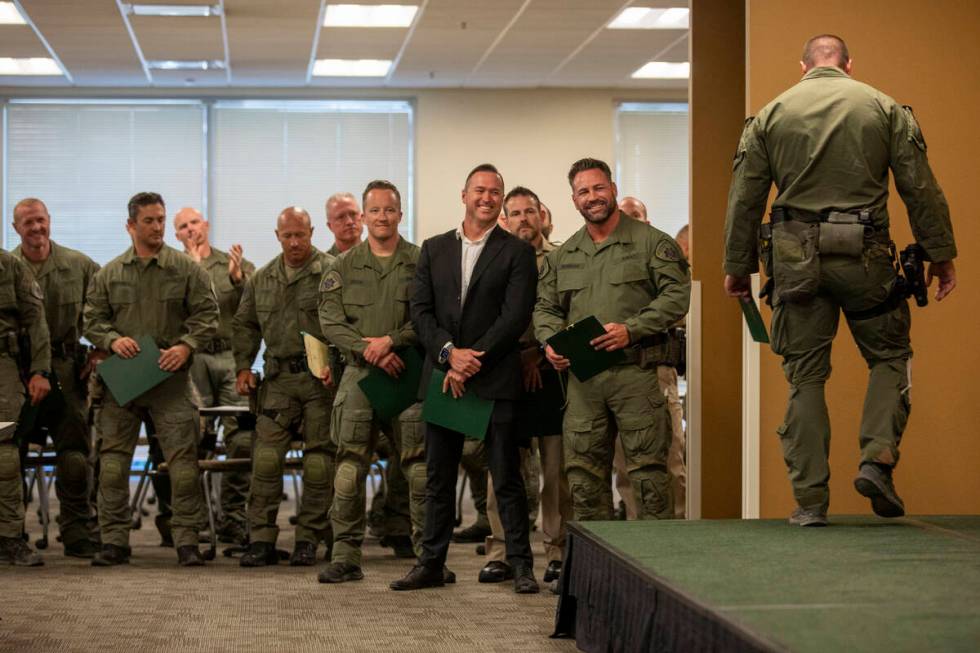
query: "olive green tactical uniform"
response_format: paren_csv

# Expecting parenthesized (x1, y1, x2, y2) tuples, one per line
(233, 248, 336, 546)
(189, 248, 256, 528)
(724, 67, 957, 512)
(12, 242, 99, 546)
(318, 238, 425, 564)
(0, 250, 50, 539)
(83, 245, 218, 549)
(534, 216, 690, 521)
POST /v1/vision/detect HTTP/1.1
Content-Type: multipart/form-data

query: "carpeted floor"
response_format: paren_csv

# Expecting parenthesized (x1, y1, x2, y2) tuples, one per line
(0, 476, 574, 652)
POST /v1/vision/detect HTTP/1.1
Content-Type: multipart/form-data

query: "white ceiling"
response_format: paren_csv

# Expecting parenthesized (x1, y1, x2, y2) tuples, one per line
(0, 0, 689, 89)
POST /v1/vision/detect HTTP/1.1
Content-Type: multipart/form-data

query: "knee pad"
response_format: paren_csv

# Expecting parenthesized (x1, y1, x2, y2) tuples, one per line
(302, 452, 331, 488)
(253, 447, 281, 482)
(58, 450, 89, 485)
(0, 444, 19, 481)
(99, 454, 129, 491)
(170, 462, 199, 497)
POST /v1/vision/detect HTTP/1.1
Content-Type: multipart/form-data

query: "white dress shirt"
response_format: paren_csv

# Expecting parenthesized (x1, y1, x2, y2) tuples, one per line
(456, 223, 495, 308)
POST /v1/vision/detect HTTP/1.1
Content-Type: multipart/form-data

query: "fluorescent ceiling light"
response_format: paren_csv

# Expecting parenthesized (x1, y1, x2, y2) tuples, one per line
(124, 3, 222, 17)
(0, 57, 62, 75)
(324, 4, 418, 28)
(609, 7, 689, 30)
(313, 58, 392, 77)
(631, 61, 690, 79)
(146, 59, 226, 70)
(0, 2, 26, 24)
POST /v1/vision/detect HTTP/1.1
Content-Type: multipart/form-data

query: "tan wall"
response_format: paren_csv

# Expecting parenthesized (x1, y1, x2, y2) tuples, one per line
(747, 0, 980, 516)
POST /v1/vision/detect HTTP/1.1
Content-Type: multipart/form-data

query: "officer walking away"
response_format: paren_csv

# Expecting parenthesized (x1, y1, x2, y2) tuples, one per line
(174, 207, 256, 545)
(534, 158, 691, 522)
(12, 198, 101, 558)
(0, 244, 51, 566)
(317, 180, 425, 583)
(83, 192, 219, 566)
(723, 35, 957, 526)
(232, 207, 337, 567)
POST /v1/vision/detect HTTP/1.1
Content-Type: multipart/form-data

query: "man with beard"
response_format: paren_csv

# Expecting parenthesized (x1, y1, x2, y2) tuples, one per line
(174, 207, 255, 544)
(534, 158, 690, 521)
(478, 186, 573, 586)
(326, 193, 363, 256)
(12, 198, 101, 558)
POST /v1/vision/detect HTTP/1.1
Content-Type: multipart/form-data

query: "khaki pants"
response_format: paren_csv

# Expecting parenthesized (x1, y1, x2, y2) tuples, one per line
(96, 370, 203, 548)
(485, 435, 572, 564)
(247, 369, 335, 545)
(329, 365, 425, 565)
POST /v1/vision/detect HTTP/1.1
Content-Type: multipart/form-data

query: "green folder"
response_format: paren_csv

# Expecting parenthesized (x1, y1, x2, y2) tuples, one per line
(97, 335, 173, 406)
(740, 296, 770, 344)
(357, 347, 424, 421)
(421, 368, 494, 440)
(546, 315, 626, 382)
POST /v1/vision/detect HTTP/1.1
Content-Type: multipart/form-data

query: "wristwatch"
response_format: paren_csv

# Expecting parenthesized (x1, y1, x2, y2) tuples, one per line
(438, 341, 455, 365)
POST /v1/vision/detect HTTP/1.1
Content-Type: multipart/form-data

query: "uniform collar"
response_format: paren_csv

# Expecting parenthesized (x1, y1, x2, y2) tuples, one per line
(12, 240, 71, 276)
(349, 237, 412, 273)
(802, 66, 850, 81)
(275, 246, 323, 284)
(564, 212, 635, 252)
(200, 247, 229, 269)
(121, 243, 180, 269)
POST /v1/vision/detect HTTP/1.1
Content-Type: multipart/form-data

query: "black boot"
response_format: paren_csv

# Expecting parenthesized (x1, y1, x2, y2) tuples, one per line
(239, 541, 278, 567)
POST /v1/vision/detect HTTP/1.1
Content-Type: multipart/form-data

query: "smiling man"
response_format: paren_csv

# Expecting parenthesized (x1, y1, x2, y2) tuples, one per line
(534, 158, 691, 523)
(83, 192, 219, 567)
(326, 192, 363, 256)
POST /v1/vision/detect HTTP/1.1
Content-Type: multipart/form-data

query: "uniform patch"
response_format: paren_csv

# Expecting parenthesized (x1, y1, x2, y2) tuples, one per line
(655, 240, 682, 263)
(320, 270, 342, 293)
(29, 280, 44, 301)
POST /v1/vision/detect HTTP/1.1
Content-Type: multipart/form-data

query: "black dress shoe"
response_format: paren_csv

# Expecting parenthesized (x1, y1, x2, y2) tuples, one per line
(478, 560, 513, 583)
(177, 545, 205, 567)
(543, 560, 563, 583)
(381, 535, 416, 559)
(240, 541, 278, 567)
(91, 543, 130, 567)
(289, 541, 317, 566)
(512, 561, 539, 594)
(63, 539, 100, 559)
(389, 564, 445, 591)
(452, 523, 491, 543)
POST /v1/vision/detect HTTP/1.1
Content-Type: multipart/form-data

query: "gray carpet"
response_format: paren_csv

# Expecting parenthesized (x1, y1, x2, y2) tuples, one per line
(0, 475, 574, 652)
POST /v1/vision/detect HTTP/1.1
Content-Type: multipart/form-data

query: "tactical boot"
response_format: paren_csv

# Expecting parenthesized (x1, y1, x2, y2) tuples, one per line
(389, 564, 445, 591)
(215, 519, 248, 545)
(239, 541, 278, 568)
(177, 545, 205, 567)
(512, 561, 540, 594)
(91, 543, 130, 567)
(289, 540, 317, 566)
(543, 560, 563, 583)
(63, 538, 101, 559)
(788, 507, 828, 527)
(317, 561, 364, 583)
(381, 535, 416, 559)
(0, 536, 44, 567)
(478, 560, 513, 583)
(854, 464, 906, 518)
(154, 514, 174, 548)
(452, 523, 491, 543)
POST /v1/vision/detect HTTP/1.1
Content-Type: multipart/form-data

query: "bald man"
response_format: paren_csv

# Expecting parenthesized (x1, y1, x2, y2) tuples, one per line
(174, 208, 255, 544)
(232, 207, 337, 567)
(326, 193, 363, 256)
(619, 197, 649, 224)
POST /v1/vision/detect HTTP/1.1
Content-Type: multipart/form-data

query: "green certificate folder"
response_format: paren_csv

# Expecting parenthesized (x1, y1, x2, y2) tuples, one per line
(358, 347, 424, 421)
(546, 315, 626, 382)
(740, 296, 770, 344)
(97, 335, 173, 406)
(421, 368, 494, 440)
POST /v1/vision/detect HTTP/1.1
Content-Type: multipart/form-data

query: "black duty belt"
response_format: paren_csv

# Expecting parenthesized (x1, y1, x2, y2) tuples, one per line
(275, 356, 309, 374)
(201, 338, 231, 355)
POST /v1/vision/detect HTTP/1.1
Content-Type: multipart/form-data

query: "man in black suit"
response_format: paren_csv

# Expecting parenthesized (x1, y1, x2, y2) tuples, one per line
(390, 163, 539, 593)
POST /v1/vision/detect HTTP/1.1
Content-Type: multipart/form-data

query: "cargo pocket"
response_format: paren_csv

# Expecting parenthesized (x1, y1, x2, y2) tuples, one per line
(772, 220, 820, 303)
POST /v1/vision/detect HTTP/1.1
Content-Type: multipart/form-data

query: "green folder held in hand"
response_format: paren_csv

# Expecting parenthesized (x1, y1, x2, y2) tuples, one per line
(421, 369, 494, 440)
(358, 347, 424, 421)
(546, 315, 626, 382)
(97, 335, 173, 406)
(740, 296, 770, 344)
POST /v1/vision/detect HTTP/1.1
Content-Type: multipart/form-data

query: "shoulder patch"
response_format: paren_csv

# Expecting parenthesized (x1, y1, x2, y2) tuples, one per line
(320, 270, 342, 293)
(902, 105, 927, 152)
(655, 240, 682, 263)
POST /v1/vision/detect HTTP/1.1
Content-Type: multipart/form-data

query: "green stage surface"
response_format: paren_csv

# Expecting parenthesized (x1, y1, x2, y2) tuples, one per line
(579, 516, 980, 652)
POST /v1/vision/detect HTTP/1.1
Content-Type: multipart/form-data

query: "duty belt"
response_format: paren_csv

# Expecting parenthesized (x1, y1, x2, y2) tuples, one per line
(275, 356, 310, 374)
(201, 337, 231, 355)
(768, 207, 891, 243)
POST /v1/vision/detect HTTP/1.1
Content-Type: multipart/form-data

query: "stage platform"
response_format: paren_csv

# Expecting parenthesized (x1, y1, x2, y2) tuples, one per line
(554, 516, 980, 652)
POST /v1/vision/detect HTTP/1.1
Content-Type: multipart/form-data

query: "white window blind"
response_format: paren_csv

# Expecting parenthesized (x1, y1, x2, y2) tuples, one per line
(210, 100, 413, 268)
(615, 103, 689, 241)
(4, 101, 206, 264)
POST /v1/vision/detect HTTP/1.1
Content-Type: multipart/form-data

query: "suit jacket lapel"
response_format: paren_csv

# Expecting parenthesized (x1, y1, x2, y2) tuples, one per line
(462, 227, 505, 312)
(449, 234, 463, 317)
